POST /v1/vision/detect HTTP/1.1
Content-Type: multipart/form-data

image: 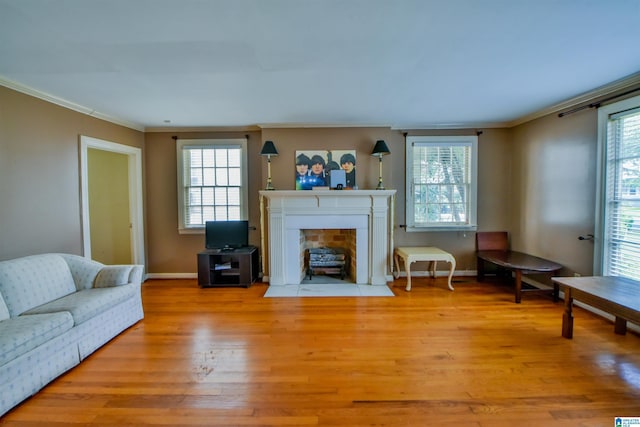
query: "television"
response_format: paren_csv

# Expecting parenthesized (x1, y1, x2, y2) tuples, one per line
(205, 220, 249, 250)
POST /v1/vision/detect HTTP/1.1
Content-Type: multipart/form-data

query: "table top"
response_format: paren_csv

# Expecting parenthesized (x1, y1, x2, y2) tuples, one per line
(395, 246, 454, 260)
(552, 276, 640, 309)
(477, 250, 562, 272)
(199, 246, 257, 254)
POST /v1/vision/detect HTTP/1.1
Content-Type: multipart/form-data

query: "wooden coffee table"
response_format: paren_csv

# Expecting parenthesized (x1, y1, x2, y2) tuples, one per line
(393, 247, 456, 291)
(552, 276, 640, 339)
(477, 250, 562, 303)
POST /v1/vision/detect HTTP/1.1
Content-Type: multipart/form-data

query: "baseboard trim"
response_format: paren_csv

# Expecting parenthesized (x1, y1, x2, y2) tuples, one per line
(522, 276, 640, 334)
(392, 269, 477, 278)
(145, 273, 198, 280)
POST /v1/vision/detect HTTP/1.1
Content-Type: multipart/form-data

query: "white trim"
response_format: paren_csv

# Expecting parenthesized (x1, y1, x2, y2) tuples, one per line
(4, 70, 640, 132)
(4, 71, 640, 131)
(80, 135, 146, 267)
(595, 94, 640, 275)
(257, 123, 393, 129)
(260, 190, 395, 286)
(146, 273, 198, 280)
(176, 138, 249, 232)
(508, 71, 640, 127)
(1, 76, 144, 131)
(405, 135, 478, 231)
(145, 125, 260, 133)
(572, 301, 640, 335)
(394, 270, 476, 278)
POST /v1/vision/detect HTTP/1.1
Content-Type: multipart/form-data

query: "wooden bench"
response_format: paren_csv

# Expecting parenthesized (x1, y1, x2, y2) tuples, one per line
(476, 232, 562, 303)
(552, 276, 640, 339)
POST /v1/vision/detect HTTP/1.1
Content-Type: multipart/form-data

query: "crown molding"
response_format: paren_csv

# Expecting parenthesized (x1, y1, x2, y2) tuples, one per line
(4, 71, 640, 133)
(0, 76, 145, 132)
(145, 125, 262, 133)
(506, 71, 640, 127)
(391, 121, 510, 131)
(257, 123, 393, 129)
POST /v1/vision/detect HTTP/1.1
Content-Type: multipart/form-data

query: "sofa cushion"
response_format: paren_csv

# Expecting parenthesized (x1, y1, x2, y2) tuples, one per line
(58, 254, 104, 291)
(0, 312, 74, 366)
(0, 254, 76, 316)
(94, 266, 134, 288)
(22, 285, 136, 326)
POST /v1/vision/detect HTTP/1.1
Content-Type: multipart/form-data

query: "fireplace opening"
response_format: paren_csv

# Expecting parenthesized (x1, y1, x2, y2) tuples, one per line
(300, 229, 356, 282)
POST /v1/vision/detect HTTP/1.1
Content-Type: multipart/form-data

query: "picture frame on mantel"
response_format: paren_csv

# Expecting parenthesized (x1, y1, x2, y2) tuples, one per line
(295, 150, 356, 190)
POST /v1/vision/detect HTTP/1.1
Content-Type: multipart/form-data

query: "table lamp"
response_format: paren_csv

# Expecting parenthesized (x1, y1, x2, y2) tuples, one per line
(260, 140, 278, 190)
(371, 140, 390, 190)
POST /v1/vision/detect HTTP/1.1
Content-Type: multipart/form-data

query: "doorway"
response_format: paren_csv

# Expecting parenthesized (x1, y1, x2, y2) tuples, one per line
(80, 135, 145, 266)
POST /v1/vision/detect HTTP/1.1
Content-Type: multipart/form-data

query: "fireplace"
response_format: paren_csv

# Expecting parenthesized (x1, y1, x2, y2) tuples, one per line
(259, 190, 395, 285)
(302, 229, 356, 281)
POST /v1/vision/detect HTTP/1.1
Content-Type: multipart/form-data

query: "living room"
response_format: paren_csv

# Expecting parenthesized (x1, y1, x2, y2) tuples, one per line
(3, 2, 639, 278)
(2, 1, 640, 424)
(0, 89, 604, 277)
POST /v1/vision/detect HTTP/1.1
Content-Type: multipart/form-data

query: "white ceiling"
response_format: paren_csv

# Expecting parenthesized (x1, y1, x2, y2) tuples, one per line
(1, 0, 639, 131)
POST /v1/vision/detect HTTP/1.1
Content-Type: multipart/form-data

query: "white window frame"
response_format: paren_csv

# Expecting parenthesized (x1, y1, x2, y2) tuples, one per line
(595, 94, 640, 278)
(405, 135, 478, 232)
(176, 138, 248, 234)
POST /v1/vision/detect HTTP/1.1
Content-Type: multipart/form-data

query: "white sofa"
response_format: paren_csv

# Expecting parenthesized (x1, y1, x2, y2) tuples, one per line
(0, 253, 144, 416)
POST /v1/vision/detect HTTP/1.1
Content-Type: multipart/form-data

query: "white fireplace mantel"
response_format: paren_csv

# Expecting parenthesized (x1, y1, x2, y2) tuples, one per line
(259, 190, 396, 286)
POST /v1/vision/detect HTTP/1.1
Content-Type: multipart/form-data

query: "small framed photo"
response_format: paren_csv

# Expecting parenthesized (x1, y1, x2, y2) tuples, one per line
(330, 150, 356, 189)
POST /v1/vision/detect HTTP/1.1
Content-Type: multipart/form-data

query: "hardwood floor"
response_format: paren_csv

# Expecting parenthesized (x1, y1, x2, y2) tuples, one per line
(3, 277, 640, 426)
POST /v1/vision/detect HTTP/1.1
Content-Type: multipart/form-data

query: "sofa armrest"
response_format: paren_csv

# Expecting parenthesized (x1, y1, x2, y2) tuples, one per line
(128, 265, 144, 286)
(94, 265, 143, 288)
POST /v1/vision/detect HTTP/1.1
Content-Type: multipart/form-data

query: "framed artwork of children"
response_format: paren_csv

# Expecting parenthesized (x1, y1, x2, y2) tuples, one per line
(295, 150, 356, 190)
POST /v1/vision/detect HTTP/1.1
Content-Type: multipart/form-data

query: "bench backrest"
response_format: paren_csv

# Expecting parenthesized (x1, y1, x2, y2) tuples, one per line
(476, 231, 509, 251)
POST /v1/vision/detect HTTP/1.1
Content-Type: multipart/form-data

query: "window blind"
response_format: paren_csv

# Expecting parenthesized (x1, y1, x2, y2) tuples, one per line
(176, 138, 247, 232)
(405, 135, 477, 230)
(605, 108, 640, 280)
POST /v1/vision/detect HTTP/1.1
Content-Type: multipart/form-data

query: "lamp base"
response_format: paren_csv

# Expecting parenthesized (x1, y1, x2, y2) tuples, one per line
(265, 158, 275, 190)
(375, 156, 386, 190)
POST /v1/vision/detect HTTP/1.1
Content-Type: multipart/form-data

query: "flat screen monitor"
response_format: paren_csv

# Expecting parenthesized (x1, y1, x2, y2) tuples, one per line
(205, 220, 249, 250)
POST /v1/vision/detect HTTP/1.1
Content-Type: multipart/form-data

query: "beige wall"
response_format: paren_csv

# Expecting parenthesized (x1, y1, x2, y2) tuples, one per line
(1, 83, 600, 278)
(143, 127, 513, 274)
(392, 129, 514, 272)
(260, 127, 398, 191)
(0, 86, 144, 260)
(143, 127, 511, 274)
(510, 109, 597, 275)
(144, 131, 262, 274)
(258, 127, 514, 273)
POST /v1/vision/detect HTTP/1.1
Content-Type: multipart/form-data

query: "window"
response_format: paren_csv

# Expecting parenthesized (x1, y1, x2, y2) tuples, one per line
(597, 95, 640, 279)
(176, 138, 248, 233)
(405, 135, 478, 231)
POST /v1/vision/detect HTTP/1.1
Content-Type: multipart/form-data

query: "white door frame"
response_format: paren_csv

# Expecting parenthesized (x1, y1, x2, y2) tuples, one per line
(594, 94, 640, 275)
(80, 135, 145, 266)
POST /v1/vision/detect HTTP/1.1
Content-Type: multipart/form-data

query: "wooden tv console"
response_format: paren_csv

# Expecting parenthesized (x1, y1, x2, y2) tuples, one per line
(197, 246, 259, 288)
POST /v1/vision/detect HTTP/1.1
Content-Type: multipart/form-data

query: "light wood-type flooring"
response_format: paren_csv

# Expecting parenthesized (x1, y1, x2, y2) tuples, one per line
(2, 277, 640, 426)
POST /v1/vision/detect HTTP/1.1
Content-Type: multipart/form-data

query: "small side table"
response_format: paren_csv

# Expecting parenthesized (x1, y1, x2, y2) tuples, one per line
(393, 247, 456, 291)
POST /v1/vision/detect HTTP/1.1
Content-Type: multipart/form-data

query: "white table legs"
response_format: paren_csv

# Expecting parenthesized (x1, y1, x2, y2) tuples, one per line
(393, 247, 456, 292)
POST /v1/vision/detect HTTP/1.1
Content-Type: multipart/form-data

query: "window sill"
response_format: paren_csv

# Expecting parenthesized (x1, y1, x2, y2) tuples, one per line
(405, 225, 478, 232)
(178, 228, 205, 235)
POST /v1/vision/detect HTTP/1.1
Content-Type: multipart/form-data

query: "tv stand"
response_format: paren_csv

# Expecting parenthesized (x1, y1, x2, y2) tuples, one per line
(197, 246, 259, 288)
